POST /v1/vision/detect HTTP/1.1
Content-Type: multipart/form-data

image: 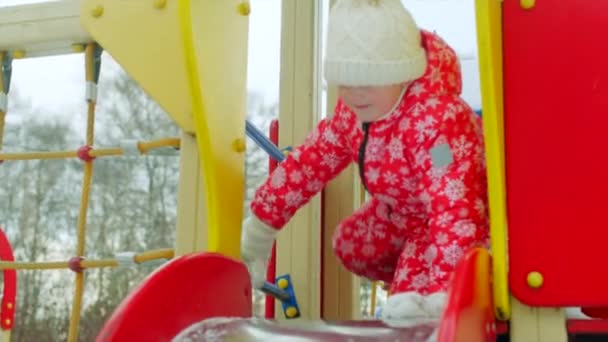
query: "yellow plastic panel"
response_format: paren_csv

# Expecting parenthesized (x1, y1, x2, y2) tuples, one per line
(474, 0, 509, 320)
(80, 0, 194, 132)
(177, 0, 249, 258)
(81, 0, 250, 258)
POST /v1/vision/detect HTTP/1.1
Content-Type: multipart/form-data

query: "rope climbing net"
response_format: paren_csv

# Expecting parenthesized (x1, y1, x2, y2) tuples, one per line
(0, 44, 180, 342)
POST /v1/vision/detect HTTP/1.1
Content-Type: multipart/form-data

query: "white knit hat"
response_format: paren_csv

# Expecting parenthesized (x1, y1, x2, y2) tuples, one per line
(324, 0, 427, 87)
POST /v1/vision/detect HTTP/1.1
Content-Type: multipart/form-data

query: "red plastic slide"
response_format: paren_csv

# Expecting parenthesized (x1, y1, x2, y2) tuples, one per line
(438, 247, 497, 341)
(96, 252, 252, 341)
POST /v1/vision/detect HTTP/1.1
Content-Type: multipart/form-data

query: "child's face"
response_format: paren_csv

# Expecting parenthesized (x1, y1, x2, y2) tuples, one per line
(338, 84, 406, 123)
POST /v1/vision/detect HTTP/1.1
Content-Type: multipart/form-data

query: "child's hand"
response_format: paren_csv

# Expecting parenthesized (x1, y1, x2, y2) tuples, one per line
(240, 215, 278, 289)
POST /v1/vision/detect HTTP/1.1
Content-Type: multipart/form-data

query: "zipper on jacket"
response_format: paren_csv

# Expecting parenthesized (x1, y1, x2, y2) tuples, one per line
(358, 122, 371, 192)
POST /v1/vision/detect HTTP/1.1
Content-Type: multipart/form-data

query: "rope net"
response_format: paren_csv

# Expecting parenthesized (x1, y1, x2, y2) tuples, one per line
(0, 44, 179, 342)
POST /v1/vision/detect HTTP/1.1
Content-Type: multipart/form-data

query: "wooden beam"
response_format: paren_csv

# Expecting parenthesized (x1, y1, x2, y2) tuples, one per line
(510, 297, 568, 342)
(0, 0, 92, 58)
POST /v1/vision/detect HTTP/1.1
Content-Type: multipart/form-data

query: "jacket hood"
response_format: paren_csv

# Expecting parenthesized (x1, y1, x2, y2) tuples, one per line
(373, 30, 463, 125)
(413, 30, 463, 97)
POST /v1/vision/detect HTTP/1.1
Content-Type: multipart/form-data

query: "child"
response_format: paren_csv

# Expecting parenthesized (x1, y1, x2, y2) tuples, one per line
(241, 0, 489, 320)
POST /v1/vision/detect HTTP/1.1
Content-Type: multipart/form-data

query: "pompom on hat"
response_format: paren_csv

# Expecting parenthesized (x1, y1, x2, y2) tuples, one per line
(324, 0, 427, 87)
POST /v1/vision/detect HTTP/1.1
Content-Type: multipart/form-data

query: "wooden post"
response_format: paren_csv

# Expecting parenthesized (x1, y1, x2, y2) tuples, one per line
(321, 84, 362, 320)
(275, 0, 322, 320)
(174, 131, 207, 255)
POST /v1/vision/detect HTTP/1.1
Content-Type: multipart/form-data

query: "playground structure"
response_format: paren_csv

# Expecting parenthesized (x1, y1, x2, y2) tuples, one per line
(0, 0, 607, 341)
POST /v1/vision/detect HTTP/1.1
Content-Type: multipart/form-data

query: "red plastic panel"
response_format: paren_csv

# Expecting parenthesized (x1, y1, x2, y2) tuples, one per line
(96, 252, 252, 341)
(568, 319, 608, 335)
(0, 226, 16, 330)
(581, 307, 608, 319)
(503, 1, 608, 306)
(265, 119, 279, 319)
(438, 248, 495, 342)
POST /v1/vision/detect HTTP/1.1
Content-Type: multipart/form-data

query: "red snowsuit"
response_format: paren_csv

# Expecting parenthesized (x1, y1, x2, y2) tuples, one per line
(250, 31, 489, 295)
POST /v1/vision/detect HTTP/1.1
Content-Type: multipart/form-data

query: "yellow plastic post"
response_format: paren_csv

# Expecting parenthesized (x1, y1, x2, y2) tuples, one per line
(80, 0, 250, 258)
(475, 0, 510, 320)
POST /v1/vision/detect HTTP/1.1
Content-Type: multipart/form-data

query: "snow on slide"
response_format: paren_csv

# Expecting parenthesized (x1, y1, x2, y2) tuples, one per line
(173, 317, 438, 341)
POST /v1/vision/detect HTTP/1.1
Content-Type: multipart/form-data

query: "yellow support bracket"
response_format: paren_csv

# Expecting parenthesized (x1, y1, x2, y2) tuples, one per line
(80, 0, 250, 259)
(475, 0, 510, 320)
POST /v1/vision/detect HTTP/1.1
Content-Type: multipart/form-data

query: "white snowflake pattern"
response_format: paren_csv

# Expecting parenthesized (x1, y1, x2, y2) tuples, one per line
(452, 220, 477, 238)
(441, 243, 464, 266)
(447, 73, 458, 89)
(458, 207, 469, 218)
(434, 232, 449, 245)
(366, 168, 381, 184)
(365, 137, 385, 162)
(401, 177, 417, 192)
(372, 228, 386, 240)
(334, 117, 348, 132)
(387, 187, 400, 197)
(475, 198, 487, 217)
(394, 265, 410, 283)
(415, 115, 438, 143)
(270, 167, 286, 188)
(428, 168, 447, 191)
(261, 202, 273, 214)
(306, 179, 323, 193)
(304, 130, 320, 147)
(323, 127, 339, 145)
(399, 166, 410, 175)
(436, 212, 454, 227)
(336, 239, 355, 256)
(427, 66, 442, 86)
(412, 273, 430, 290)
(302, 165, 315, 179)
(403, 241, 418, 257)
(442, 177, 467, 204)
(425, 97, 441, 109)
(289, 170, 303, 183)
(376, 194, 398, 207)
(374, 201, 389, 219)
(418, 190, 432, 208)
(430, 265, 447, 284)
(321, 152, 342, 171)
(290, 149, 301, 160)
(362, 244, 376, 257)
(422, 245, 438, 265)
(399, 117, 411, 131)
(457, 161, 471, 173)
(415, 149, 430, 168)
(409, 83, 425, 97)
(351, 259, 368, 271)
(382, 171, 398, 185)
(374, 121, 392, 132)
(452, 135, 473, 159)
(285, 190, 304, 208)
(387, 138, 404, 161)
(443, 103, 459, 121)
(410, 102, 426, 117)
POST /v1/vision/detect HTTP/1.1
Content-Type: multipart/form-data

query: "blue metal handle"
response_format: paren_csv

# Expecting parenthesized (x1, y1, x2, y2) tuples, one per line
(245, 120, 286, 162)
(260, 281, 290, 302)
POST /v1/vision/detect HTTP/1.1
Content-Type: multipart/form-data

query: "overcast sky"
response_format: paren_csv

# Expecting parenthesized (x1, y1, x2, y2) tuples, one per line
(0, 0, 481, 121)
